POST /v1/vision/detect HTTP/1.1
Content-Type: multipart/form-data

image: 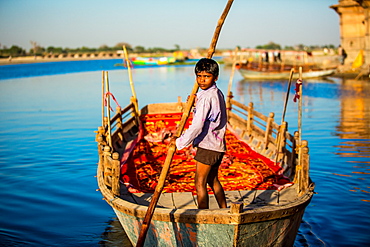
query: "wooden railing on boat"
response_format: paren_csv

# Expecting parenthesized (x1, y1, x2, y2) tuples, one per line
(95, 97, 139, 197)
(96, 97, 311, 200)
(226, 96, 310, 195)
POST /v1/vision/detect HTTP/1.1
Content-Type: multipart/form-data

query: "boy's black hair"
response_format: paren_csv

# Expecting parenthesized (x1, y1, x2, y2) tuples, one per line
(194, 58, 219, 77)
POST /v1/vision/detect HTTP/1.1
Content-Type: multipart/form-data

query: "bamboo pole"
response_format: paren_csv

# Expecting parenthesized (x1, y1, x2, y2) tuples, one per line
(123, 45, 139, 115)
(226, 47, 238, 119)
(297, 67, 303, 193)
(293, 131, 300, 186)
(104, 71, 112, 148)
(102, 71, 105, 127)
(227, 47, 238, 96)
(298, 67, 302, 145)
(281, 69, 294, 123)
(136, 1, 234, 246)
(275, 69, 294, 165)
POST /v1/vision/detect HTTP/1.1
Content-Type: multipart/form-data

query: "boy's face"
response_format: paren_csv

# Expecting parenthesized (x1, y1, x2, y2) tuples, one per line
(196, 71, 218, 90)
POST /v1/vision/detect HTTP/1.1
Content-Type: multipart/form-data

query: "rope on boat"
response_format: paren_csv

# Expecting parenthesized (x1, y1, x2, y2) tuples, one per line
(104, 91, 121, 111)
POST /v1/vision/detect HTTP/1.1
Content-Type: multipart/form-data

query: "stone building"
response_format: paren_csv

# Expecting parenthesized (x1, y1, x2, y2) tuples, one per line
(330, 0, 370, 68)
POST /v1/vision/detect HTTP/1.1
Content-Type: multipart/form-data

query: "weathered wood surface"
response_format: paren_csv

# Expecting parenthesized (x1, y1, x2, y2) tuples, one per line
(114, 206, 303, 247)
(119, 188, 298, 210)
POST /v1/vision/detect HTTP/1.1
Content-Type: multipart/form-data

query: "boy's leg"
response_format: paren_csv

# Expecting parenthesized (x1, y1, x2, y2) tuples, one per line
(207, 165, 227, 208)
(195, 161, 212, 209)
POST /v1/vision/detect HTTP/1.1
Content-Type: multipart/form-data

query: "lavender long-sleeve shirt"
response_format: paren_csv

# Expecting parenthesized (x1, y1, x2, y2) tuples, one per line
(176, 84, 227, 152)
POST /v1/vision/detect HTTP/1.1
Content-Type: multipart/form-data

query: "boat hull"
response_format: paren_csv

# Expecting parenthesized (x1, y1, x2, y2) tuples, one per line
(98, 166, 313, 247)
(238, 68, 336, 79)
(108, 193, 311, 247)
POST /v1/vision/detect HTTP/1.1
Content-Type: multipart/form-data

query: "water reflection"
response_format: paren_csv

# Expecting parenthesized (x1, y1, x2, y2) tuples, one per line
(100, 217, 132, 247)
(237, 77, 370, 203)
(335, 79, 370, 202)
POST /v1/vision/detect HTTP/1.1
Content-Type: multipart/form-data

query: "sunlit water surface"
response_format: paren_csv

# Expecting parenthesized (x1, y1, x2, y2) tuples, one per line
(0, 60, 369, 246)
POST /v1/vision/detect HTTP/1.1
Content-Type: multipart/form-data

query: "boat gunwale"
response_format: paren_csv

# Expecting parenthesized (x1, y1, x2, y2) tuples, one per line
(97, 166, 314, 225)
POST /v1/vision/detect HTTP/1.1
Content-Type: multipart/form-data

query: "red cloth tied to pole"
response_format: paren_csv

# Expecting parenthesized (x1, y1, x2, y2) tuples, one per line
(293, 79, 302, 102)
(104, 91, 121, 111)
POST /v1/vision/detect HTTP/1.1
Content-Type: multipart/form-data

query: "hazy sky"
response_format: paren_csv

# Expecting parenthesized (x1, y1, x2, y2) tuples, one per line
(0, 0, 340, 51)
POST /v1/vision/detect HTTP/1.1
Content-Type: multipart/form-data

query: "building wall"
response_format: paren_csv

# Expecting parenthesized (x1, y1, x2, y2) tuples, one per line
(331, 0, 370, 66)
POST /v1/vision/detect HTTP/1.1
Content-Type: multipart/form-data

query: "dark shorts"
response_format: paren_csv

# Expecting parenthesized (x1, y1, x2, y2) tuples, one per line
(194, 147, 224, 166)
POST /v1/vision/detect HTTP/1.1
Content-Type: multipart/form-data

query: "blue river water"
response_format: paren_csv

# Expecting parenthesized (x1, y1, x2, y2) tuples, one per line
(0, 59, 369, 246)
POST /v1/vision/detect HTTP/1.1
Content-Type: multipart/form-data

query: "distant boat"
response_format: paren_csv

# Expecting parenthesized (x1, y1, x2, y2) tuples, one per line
(237, 62, 336, 79)
(131, 56, 176, 65)
(238, 67, 336, 80)
(114, 58, 215, 68)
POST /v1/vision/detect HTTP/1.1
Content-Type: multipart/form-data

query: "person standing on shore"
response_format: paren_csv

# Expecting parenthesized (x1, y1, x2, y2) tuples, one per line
(338, 45, 347, 65)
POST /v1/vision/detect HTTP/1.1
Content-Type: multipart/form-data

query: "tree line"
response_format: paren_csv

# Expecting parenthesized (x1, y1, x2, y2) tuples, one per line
(0, 41, 337, 58)
(0, 42, 183, 58)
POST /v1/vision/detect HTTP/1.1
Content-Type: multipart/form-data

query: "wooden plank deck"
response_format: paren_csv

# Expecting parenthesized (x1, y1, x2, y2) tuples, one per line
(120, 187, 298, 210)
(172, 192, 197, 209)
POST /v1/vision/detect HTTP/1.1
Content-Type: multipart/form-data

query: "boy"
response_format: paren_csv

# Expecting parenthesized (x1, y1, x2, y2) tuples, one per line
(175, 58, 227, 209)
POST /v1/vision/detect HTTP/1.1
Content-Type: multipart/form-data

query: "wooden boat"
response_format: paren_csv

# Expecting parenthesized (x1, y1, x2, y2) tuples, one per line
(96, 1, 313, 245)
(237, 62, 336, 79)
(95, 73, 314, 247)
(131, 56, 177, 66)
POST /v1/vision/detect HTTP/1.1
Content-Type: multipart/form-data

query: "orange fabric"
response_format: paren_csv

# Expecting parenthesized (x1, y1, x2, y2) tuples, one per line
(120, 113, 290, 194)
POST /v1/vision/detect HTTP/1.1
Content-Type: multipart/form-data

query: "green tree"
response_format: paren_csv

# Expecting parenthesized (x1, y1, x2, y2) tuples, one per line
(114, 42, 132, 51)
(98, 44, 109, 51)
(134, 46, 146, 53)
(80, 46, 97, 52)
(295, 44, 305, 51)
(147, 47, 167, 53)
(6, 45, 25, 56)
(256, 41, 281, 50)
(30, 41, 43, 56)
(46, 46, 64, 54)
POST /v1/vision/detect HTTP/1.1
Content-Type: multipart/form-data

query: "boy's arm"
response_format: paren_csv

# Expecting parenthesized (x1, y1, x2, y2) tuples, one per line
(175, 97, 210, 150)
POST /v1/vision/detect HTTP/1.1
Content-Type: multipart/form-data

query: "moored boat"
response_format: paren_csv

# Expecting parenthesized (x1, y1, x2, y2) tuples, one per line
(237, 62, 336, 79)
(131, 56, 176, 66)
(95, 1, 314, 245)
(95, 71, 314, 246)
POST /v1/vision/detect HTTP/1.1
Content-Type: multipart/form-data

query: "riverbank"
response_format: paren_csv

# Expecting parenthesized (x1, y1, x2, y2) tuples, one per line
(0, 56, 120, 65)
(2, 55, 369, 81)
(0, 55, 219, 68)
(0, 50, 210, 66)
